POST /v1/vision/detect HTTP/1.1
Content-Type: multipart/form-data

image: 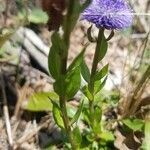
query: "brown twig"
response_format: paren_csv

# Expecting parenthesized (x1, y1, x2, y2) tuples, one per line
(33, 119, 39, 149)
(14, 85, 28, 119)
(128, 66, 150, 115)
(122, 65, 150, 118)
(0, 68, 13, 148)
(13, 119, 51, 149)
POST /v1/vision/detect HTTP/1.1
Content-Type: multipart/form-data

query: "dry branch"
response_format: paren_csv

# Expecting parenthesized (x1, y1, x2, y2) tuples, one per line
(13, 119, 51, 149)
(0, 68, 13, 148)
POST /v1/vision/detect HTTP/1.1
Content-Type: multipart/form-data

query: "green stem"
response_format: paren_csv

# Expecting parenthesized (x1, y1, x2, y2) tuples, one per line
(90, 28, 105, 90)
(59, 96, 76, 150)
(61, 0, 76, 74)
(58, 1, 77, 149)
(89, 28, 105, 118)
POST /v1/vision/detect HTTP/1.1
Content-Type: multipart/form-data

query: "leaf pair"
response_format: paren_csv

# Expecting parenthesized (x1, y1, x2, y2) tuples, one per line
(122, 118, 144, 132)
(82, 64, 109, 99)
(49, 37, 87, 100)
(52, 100, 84, 129)
(92, 64, 109, 94)
(53, 64, 81, 100)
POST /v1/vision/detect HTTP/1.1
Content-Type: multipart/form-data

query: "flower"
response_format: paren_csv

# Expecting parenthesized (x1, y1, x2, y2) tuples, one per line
(82, 0, 133, 29)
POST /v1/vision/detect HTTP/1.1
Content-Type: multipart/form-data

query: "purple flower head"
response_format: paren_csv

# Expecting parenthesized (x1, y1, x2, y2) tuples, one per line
(82, 0, 133, 30)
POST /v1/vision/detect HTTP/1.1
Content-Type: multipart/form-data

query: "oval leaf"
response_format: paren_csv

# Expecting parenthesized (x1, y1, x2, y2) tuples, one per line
(48, 33, 65, 79)
(94, 76, 107, 94)
(98, 34, 108, 62)
(68, 47, 86, 71)
(81, 85, 93, 100)
(65, 67, 81, 99)
(52, 102, 64, 129)
(94, 64, 109, 81)
(70, 100, 84, 125)
(123, 118, 144, 132)
(73, 126, 82, 148)
(81, 60, 90, 83)
(26, 92, 58, 111)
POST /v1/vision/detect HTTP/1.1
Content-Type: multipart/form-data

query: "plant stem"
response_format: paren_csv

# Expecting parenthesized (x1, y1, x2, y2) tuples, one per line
(90, 28, 105, 90)
(89, 28, 104, 117)
(58, 1, 77, 149)
(62, 0, 76, 73)
(59, 96, 76, 150)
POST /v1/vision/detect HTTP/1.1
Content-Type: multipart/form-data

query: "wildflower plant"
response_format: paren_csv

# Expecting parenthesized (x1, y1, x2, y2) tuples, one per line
(48, 1, 91, 149)
(49, 0, 133, 149)
(80, 0, 133, 148)
(27, 0, 133, 149)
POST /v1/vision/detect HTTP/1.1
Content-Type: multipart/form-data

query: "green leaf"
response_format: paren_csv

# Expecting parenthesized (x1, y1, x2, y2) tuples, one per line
(68, 1, 82, 31)
(94, 76, 107, 95)
(28, 8, 48, 24)
(52, 101, 64, 129)
(82, 85, 93, 100)
(68, 47, 86, 71)
(73, 126, 82, 147)
(87, 25, 95, 42)
(48, 33, 66, 79)
(0, 31, 14, 48)
(93, 106, 102, 123)
(98, 36, 108, 62)
(95, 64, 109, 81)
(86, 133, 95, 142)
(48, 44, 60, 79)
(70, 100, 84, 125)
(53, 75, 66, 96)
(122, 118, 144, 132)
(19, 8, 48, 24)
(67, 104, 77, 118)
(65, 66, 81, 99)
(106, 30, 114, 41)
(99, 132, 114, 142)
(92, 107, 102, 134)
(81, 60, 91, 83)
(91, 141, 99, 149)
(82, 108, 91, 126)
(142, 120, 150, 150)
(26, 92, 58, 111)
(43, 145, 57, 150)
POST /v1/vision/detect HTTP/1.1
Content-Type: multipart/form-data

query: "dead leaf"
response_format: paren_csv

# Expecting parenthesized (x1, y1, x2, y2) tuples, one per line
(40, 0, 66, 31)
